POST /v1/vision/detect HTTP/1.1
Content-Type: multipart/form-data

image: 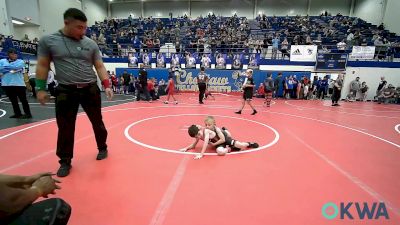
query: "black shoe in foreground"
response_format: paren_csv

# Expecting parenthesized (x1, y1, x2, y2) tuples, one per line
(251, 110, 257, 115)
(235, 111, 241, 114)
(96, 150, 108, 160)
(57, 164, 72, 177)
(9, 114, 22, 118)
(20, 114, 32, 119)
(248, 142, 259, 148)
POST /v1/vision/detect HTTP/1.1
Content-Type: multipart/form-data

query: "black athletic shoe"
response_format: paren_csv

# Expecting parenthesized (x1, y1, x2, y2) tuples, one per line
(96, 150, 108, 160)
(235, 111, 241, 114)
(57, 164, 72, 177)
(9, 114, 22, 118)
(20, 114, 32, 119)
(248, 142, 259, 148)
(251, 110, 257, 115)
(221, 127, 226, 131)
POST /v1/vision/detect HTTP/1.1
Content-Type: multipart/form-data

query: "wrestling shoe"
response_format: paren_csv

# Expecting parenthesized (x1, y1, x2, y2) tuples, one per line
(248, 142, 259, 148)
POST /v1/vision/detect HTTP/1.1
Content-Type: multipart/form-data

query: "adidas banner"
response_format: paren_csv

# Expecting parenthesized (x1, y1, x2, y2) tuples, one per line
(290, 45, 318, 62)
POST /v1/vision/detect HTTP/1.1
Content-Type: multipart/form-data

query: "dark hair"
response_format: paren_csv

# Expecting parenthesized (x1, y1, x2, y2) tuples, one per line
(64, 8, 87, 22)
(7, 48, 17, 54)
(200, 67, 205, 72)
(188, 125, 199, 137)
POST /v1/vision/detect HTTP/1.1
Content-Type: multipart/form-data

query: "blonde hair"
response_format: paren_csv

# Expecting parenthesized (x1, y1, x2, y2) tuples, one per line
(204, 116, 215, 126)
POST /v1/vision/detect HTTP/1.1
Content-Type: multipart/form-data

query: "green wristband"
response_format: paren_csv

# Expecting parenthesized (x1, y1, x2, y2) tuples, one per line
(35, 79, 46, 91)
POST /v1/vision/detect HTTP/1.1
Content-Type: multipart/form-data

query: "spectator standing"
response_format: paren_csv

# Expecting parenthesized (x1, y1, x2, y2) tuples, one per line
(0, 48, 32, 119)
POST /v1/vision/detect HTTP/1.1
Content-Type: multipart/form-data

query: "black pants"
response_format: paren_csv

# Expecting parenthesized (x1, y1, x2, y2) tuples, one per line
(5, 198, 71, 225)
(149, 89, 157, 100)
(55, 84, 108, 165)
(332, 87, 341, 104)
(29, 78, 36, 97)
(198, 83, 206, 103)
(317, 88, 326, 99)
(48, 81, 56, 97)
(3, 86, 32, 116)
(136, 84, 150, 101)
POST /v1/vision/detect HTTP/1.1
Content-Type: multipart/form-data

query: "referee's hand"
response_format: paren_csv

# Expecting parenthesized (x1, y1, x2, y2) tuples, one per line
(105, 87, 113, 100)
(37, 90, 49, 105)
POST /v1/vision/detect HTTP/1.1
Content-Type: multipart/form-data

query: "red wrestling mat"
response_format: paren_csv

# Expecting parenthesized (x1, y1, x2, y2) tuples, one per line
(0, 93, 399, 225)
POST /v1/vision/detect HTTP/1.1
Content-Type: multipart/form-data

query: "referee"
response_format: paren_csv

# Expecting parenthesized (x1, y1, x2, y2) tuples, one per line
(197, 67, 207, 104)
(35, 8, 113, 177)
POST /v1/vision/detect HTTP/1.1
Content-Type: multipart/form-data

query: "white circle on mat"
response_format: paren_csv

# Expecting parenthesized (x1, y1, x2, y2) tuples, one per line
(124, 114, 280, 155)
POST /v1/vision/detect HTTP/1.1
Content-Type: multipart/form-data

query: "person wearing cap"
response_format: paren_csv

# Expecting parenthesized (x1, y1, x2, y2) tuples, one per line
(235, 69, 257, 115)
(35, 8, 113, 177)
(378, 84, 395, 104)
(0, 48, 32, 119)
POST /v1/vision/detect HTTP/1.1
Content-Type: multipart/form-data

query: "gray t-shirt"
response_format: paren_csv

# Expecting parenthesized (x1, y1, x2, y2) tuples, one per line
(335, 78, 343, 88)
(197, 72, 207, 84)
(264, 77, 274, 91)
(350, 80, 361, 91)
(37, 32, 102, 85)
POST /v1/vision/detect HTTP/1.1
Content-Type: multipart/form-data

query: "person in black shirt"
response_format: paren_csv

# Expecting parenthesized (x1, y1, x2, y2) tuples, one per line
(137, 65, 151, 101)
(197, 67, 207, 104)
(235, 69, 257, 115)
(264, 73, 274, 107)
(122, 70, 131, 95)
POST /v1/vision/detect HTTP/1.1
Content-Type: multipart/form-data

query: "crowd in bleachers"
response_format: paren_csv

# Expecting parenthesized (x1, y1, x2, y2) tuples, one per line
(255, 12, 399, 59)
(88, 13, 253, 58)
(0, 34, 39, 48)
(86, 12, 400, 60)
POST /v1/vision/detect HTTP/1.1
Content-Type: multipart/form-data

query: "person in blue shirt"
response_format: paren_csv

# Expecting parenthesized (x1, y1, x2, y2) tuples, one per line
(286, 76, 295, 99)
(318, 76, 329, 100)
(271, 35, 280, 59)
(0, 48, 32, 118)
(132, 36, 141, 53)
